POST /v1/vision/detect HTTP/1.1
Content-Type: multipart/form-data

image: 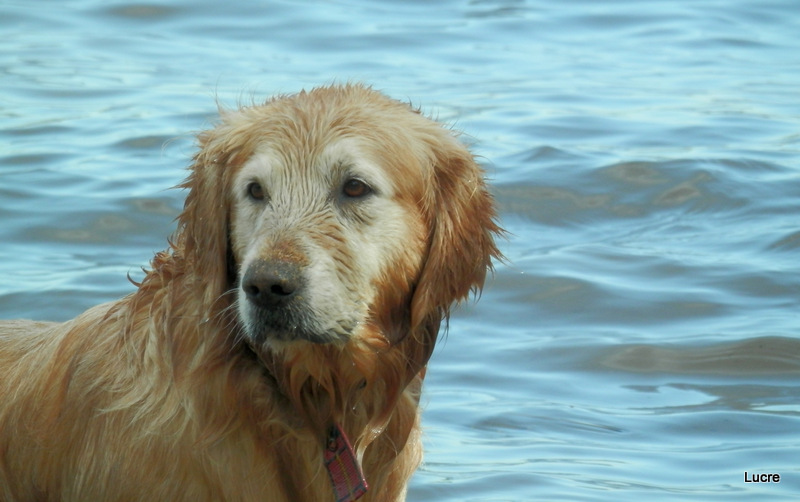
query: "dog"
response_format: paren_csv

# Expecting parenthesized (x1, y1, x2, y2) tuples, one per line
(0, 83, 501, 501)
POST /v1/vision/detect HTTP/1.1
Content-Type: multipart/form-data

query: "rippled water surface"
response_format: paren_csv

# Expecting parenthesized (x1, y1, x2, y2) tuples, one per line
(2, 1, 800, 500)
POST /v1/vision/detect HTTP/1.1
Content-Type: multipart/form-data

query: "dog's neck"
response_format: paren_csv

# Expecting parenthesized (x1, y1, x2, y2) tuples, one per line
(256, 341, 375, 441)
(254, 339, 409, 502)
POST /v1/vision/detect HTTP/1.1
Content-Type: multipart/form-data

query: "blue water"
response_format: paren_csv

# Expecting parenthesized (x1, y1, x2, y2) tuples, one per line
(2, 1, 800, 500)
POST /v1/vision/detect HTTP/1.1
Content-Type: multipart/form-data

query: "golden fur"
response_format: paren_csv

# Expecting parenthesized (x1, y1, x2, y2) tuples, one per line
(0, 84, 501, 501)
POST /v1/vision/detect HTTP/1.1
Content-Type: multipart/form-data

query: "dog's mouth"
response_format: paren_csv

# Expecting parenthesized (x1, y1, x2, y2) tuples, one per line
(242, 306, 353, 345)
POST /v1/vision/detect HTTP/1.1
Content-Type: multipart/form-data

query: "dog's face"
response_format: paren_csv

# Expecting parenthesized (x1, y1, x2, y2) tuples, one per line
(181, 85, 500, 355)
(230, 136, 426, 345)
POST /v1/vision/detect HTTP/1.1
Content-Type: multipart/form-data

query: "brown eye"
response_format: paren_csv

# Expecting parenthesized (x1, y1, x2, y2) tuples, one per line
(247, 182, 266, 201)
(342, 178, 371, 198)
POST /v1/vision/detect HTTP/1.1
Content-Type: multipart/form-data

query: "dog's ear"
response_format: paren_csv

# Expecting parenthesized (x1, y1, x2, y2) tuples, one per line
(410, 136, 503, 334)
(175, 119, 254, 314)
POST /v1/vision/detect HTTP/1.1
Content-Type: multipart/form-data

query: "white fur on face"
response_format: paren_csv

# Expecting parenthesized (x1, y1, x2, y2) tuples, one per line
(230, 138, 420, 345)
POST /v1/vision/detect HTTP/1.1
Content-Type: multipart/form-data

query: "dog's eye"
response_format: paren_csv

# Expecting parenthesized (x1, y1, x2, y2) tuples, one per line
(247, 182, 266, 201)
(342, 179, 371, 199)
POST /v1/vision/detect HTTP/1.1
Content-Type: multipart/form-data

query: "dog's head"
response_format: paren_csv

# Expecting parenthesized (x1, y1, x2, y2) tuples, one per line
(175, 84, 501, 428)
(179, 84, 499, 348)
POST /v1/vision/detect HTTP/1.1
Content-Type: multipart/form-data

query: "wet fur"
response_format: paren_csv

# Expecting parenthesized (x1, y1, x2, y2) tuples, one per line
(0, 84, 501, 501)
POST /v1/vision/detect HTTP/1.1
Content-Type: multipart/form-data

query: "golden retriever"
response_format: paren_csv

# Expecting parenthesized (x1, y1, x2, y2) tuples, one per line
(0, 83, 501, 502)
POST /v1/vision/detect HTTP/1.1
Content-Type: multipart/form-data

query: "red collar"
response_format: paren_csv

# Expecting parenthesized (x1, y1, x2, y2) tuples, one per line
(324, 424, 368, 502)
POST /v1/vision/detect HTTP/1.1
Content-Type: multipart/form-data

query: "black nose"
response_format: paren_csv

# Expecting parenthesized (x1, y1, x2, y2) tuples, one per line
(242, 260, 304, 308)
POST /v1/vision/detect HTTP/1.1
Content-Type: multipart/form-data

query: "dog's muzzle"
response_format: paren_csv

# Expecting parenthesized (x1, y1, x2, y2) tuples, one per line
(240, 258, 345, 344)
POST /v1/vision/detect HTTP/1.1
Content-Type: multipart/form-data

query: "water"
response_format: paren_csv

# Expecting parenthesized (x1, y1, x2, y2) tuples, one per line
(2, 1, 799, 500)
